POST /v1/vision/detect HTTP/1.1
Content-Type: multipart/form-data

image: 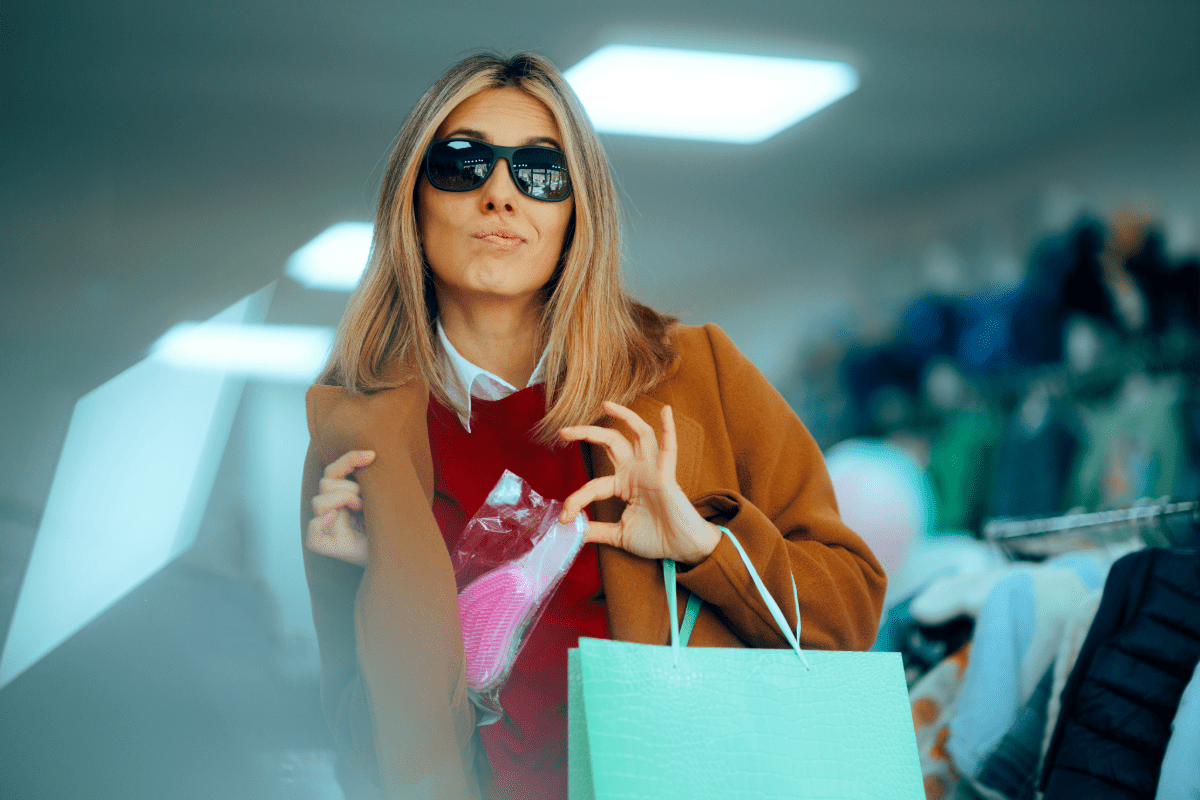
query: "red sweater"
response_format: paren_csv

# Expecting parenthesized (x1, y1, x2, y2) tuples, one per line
(427, 386, 609, 800)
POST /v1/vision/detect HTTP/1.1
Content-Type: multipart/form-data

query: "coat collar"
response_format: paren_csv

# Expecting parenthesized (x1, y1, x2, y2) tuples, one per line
(435, 320, 549, 432)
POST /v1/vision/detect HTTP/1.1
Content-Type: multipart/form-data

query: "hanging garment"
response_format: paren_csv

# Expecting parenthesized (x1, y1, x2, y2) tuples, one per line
(952, 664, 1056, 800)
(988, 398, 1081, 519)
(910, 565, 1017, 626)
(1046, 220, 1181, 339)
(1009, 219, 1104, 366)
(897, 606, 976, 688)
(841, 340, 925, 436)
(1010, 218, 1194, 367)
(1155, 659, 1200, 800)
(1068, 377, 1185, 510)
(1039, 588, 1103, 770)
(910, 643, 973, 800)
(953, 287, 1025, 377)
(1040, 548, 1200, 800)
(944, 553, 1108, 778)
(927, 407, 1003, 533)
(887, 534, 1008, 622)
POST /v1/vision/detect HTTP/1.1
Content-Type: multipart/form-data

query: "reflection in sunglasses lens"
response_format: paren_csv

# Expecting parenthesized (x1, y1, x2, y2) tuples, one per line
(513, 148, 570, 201)
(430, 141, 493, 191)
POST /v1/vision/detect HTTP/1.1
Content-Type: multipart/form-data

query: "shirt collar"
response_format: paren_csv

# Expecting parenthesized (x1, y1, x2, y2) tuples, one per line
(436, 320, 546, 432)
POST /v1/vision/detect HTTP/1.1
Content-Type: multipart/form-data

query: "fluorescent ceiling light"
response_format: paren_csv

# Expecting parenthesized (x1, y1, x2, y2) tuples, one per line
(286, 221, 373, 291)
(150, 323, 334, 383)
(565, 45, 858, 144)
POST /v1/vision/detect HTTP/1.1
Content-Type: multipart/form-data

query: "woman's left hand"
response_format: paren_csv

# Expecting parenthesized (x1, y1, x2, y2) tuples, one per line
(558, 401, 721, 565)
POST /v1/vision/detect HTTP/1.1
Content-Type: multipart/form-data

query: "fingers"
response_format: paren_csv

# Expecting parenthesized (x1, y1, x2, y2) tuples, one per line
(312, 487, 363, 517)
(313, 450, 371, 518)
(323, 449, 375, 480)
(305, 507, 368, 562)
(318, 475, 364, 495)
(581, 520, 621, 548)
(558, 401, 665, 465)
(659, 405, 678, 477)
(559, 424, 634, 466)
(601, 401, 659, 462)
(307, 449, 373, 567)
(560, 475, 619, 522)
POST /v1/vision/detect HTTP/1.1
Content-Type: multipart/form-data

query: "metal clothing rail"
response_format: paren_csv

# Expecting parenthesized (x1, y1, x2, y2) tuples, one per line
(981, 499, 1200, 560)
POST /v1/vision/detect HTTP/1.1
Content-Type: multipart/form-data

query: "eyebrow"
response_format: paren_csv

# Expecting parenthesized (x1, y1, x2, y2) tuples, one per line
(442, 127, 563, 150)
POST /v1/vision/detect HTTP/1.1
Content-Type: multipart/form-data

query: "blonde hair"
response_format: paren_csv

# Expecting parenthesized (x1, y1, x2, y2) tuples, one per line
(318, 52, 677, 442)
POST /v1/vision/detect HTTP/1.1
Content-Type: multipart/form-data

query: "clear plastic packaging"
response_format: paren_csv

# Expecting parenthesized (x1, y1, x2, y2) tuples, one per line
(453, 470, 588, 724)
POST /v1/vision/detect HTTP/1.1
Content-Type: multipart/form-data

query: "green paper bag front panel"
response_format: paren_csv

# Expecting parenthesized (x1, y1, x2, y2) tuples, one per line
(569, 638, 923, 800)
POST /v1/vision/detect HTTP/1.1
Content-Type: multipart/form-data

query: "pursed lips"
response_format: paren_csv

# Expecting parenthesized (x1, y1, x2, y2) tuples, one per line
(474, 229, 525, 248)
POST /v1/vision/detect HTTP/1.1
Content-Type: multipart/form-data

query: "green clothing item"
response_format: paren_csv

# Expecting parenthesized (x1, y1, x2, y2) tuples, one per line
(927, 409, 1003, 533)
(1069, 382, 1184, 510)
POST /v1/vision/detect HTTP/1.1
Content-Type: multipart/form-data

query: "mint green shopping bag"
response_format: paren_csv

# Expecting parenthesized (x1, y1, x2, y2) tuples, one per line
(568, 528, 923, 800)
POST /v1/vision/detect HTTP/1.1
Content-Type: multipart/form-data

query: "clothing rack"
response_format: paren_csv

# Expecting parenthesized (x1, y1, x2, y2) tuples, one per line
(981, 499, 1200, 560)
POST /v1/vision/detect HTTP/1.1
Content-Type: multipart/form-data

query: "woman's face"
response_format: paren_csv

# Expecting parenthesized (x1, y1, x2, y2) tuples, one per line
(418, 87, 575, 312)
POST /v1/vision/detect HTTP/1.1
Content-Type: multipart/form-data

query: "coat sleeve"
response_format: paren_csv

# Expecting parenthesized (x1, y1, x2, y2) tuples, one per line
(675, 324, 887, 651)
(301, 388, 484, 800)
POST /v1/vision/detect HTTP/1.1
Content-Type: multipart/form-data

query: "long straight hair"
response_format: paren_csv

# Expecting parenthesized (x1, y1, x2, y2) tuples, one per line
(318, 52, 677, 443)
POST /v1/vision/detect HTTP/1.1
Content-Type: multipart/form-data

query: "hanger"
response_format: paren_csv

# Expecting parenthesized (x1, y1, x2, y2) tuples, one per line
(981, 498, 1199, 560)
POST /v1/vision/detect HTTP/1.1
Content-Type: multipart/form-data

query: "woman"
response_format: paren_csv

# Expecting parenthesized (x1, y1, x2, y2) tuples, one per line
(301, 52, 886, 800)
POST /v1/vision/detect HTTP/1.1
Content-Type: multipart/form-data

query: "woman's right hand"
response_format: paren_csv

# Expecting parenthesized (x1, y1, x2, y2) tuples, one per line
(305, 449, 375, 566)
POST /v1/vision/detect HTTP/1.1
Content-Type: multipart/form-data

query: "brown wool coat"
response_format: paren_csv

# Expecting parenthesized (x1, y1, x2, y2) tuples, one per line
(301, 323, 887, 800)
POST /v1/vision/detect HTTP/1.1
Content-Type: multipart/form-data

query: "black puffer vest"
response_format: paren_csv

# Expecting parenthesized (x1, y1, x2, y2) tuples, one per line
(1041, 547, 1200, 799)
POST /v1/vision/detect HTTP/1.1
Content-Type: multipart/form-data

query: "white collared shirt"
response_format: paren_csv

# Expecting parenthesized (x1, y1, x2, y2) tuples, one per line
(437, 320, 547, 433)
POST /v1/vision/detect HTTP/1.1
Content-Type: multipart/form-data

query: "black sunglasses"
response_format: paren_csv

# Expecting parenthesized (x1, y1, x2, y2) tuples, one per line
(423, 138, 573, 202)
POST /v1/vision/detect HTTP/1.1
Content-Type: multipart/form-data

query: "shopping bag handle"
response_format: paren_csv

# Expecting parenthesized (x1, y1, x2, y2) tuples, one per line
(663, 525, 810, 669)
(663, 558, 704, 650)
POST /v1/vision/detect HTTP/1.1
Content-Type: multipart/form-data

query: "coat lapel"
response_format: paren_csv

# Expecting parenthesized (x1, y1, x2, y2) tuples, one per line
(590, 394, 706, 645)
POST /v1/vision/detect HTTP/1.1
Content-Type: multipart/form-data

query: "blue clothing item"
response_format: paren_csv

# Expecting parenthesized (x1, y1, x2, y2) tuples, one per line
(840, 341, 925, 435)
(904, 295, 964, 358)
(955, 287, 1025, 376)
(953, 665, 1056, 800)
(1154, 656, 1200, 799)
(989, 401, 1081, 519)
(946, 554, 1108, 778)
(1008, 222, 1095, 366)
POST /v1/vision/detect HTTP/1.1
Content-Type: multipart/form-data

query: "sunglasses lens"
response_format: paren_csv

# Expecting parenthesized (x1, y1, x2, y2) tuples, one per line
(511, 148, 571, 201)
(427, 140, 494, 191)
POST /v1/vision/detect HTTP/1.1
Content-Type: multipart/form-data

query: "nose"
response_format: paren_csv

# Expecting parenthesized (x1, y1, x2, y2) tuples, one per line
(478, 157, 521, 212)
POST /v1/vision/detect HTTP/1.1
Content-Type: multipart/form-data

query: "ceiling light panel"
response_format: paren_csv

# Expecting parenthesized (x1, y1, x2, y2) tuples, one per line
(565, 45, 858, 144)
(150, 323, 334, 383)
(286, 221, 373, 291)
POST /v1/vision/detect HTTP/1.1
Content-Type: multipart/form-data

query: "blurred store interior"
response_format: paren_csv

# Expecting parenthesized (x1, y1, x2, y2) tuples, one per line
(3, 1, 1200, 798)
